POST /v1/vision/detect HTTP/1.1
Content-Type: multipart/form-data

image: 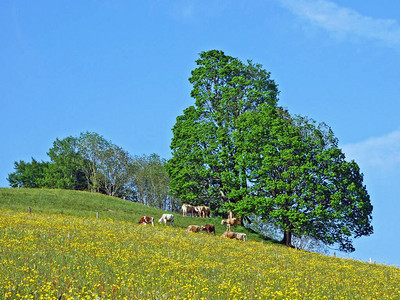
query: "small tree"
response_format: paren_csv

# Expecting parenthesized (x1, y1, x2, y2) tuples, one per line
(7, 159, 49, 188)
(97, 144, 132, 197)
(78, 132, 110, 193)
(133, 154, 172, 209)
(46, 136, 87, 190)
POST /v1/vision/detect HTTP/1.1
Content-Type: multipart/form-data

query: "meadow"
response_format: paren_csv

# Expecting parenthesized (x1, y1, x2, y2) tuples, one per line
(0, 188, 399, 299)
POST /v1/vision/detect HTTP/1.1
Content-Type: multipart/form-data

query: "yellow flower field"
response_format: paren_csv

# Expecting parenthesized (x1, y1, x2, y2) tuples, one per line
(0, 209, 399, 299)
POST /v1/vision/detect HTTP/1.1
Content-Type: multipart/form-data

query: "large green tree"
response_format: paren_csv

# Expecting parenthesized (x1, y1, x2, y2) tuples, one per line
(234, 104, 373, 251)
(167, 50, 373, 251)
(166, 49, 279, 211)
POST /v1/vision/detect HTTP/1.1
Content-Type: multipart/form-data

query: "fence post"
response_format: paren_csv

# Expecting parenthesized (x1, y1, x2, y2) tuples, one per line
(28, 207, 31, 214)
(97, 212, 99, 220)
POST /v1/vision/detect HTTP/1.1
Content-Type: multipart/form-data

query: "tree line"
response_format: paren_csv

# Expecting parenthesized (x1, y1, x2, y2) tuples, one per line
(7, 132, 179, 211)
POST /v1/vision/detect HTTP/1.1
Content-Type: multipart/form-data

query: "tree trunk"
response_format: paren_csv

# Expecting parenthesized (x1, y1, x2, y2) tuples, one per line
(282, 230, 292, 247)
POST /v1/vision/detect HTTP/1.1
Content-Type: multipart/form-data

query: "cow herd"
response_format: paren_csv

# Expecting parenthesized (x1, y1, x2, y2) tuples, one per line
(137, 204, 247, 242)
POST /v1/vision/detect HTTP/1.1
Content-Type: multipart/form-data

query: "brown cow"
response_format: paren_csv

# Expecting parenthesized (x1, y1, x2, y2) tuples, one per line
(195, 205, 211, 218)
(222, 231, 247, 241)
(181, 204, 197, 217)
(186, 225, 201, 233)
(202, 206, 211, 218)
(138, 216, 154, 226)
(221, 217, 241, 231)
(222, 231, 237, 239)
(200, 224, 215, 235)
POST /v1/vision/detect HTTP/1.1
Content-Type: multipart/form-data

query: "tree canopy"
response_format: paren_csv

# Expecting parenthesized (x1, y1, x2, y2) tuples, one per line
(165, 49, 279, 210)
(7, 132, 177, 210)
(166, 50, 373, 251)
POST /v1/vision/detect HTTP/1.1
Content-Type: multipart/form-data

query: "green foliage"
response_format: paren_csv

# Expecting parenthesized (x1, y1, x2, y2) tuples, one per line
(233, 105, 373, 251)
(166, 50, 279, 212)
(132, 154, 178, 210)
(77, 131, 112, 192)
(7, 133, 174, 209)
(167, 50, 373, 252)
(46, 136, 87, 190)
(7, 159, 49, 188)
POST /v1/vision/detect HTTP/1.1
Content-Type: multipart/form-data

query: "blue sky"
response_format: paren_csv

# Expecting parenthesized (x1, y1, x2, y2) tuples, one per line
(1, 0, 400, 266)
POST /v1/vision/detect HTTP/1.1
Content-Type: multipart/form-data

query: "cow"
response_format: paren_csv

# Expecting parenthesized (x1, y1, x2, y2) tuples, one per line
(158, 214, 174, 226)
(194, 206, 202, 218)
(222, 231, 236, 239)
(195, 205, 211, 218)
(203, 206, 211, 218)
(181, 204, 197, 217)
(222, 231, 247, 241)
(200, 224, 215, 235)
(235, 233, 247, 241)
(138, 216, 154, 226)
(186, 225, 201, 233)
(221, 217, 241, 231)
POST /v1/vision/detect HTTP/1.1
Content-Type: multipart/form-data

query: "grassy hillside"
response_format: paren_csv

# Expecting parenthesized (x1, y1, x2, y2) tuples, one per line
(0, 188, 266, 241)
(1, 188, 399, 299)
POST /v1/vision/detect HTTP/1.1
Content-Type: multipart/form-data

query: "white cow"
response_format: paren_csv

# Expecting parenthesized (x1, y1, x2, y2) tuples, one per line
(181, 204, 196, 217)
(221, 217, 241, 231)
(158, 214, 174, 226)
(235, 233, 247, 241)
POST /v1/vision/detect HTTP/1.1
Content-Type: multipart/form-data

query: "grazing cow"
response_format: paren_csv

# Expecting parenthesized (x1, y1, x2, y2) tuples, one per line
(186, 225, 201, 233)
(195, 205, 211, 218)
(221, 217, 241, 231)
(138, 216, 154, 226)
(200, 224, 215, 235)
(203, 206, 211, 218)
(235, 233, 247, 241)
(222, 231, 247, 241)
(222, 231, 236, 239)
(194, 206, 202, 218)
(181, 204, 197, 217)
(158, 214, 174, 226)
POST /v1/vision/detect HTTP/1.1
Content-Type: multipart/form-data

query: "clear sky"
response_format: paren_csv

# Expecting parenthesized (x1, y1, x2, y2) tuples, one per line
(1, 0, 400, 266)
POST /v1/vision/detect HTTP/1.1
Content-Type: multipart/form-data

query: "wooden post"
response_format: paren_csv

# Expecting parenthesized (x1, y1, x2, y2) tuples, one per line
(28, 207, 31, 214)
(96, 212, 99, 220)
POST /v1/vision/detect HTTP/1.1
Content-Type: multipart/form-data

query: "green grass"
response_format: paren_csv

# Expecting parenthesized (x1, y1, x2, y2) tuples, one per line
(1, 188, 399, 299)
(0, 188, 268, 242)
